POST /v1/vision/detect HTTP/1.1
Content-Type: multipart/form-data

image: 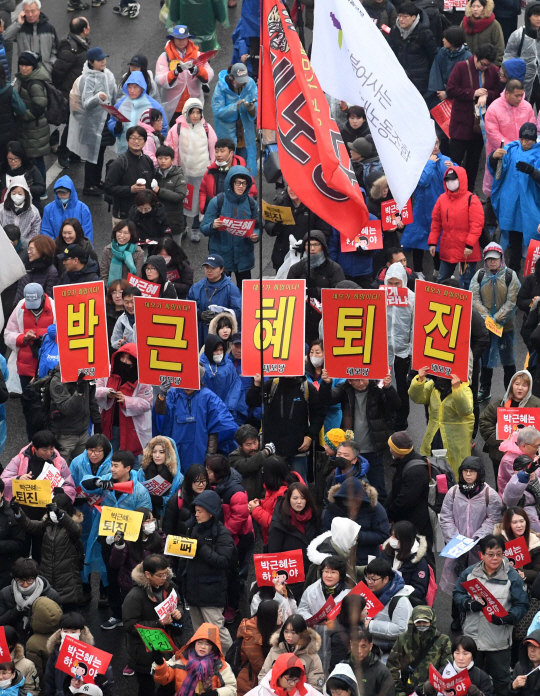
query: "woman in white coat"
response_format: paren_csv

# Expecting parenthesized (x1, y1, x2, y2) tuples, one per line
(67, 47, 118, 196)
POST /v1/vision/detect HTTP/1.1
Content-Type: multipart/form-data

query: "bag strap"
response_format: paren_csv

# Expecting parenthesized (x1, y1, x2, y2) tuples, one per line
(518, 27, 526, 58)
(404, 632, 441, 676)
(466, 59, 474, 91)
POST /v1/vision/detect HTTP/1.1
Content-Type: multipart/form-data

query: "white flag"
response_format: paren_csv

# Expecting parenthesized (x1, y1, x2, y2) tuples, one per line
(0, 224, 26, 331)
(312, 0, 436, 211)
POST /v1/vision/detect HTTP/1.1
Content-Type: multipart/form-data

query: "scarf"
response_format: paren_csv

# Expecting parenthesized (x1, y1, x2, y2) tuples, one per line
(178, 648, 216, 696)
(374, 572, 405, 607)
(12, 576, 44, 615)
(459, 481, 482, 498)
(308, 251, 325, 270)
(109, 241, 137, 284)
(289, 507, 312, 534)
(453, 660, 474, 672)
(463, 14, 494, 34)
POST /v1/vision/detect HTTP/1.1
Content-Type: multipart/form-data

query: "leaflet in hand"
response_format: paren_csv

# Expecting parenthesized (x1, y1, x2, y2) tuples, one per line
(140, 475, 172, 496)
(440, 534, 478, 559)
(37, 462, 64, 489)
(155, 589, 178, 621)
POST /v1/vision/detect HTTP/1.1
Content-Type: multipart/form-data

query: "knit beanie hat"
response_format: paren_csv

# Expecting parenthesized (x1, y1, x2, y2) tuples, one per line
(388, 431, 414, 456)
(519, 122, 537, 140)
(324, 428, 354, 452)
(18, 51, 39, 69)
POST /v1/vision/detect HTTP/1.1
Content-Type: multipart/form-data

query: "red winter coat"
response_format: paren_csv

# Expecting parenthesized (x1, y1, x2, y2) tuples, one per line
(251, 484, 288, 544)
(199, 155, 258, 213)
(446, 55, 501, 141)
(214, 469, 253, 545)
(13, 295, 55, 377)
(428, 166, 484, 264)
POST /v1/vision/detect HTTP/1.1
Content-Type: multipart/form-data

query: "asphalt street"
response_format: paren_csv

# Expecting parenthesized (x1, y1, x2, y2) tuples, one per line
(0, 2, 527, 690)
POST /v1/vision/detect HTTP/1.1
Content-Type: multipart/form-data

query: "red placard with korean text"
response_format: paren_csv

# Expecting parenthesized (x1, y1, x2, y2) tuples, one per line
(385, 286, 409, 306)
(253, 550, 305, 586)
(327, 580, 384, 621)
(0, 628, 9, 662)
(412, 280, 472, 383)
(127, 273, 160, 298)
(183, 183, 194, 211)
(381, 198, 413, 231)
(429, 666, 471, 695)
(306, 596, 335, 626)
(504, 536, 532, 569)
(322, 288, 388, 380)
(99, 103, 129, 122)
(496, 407, 540, 439)
(524, 240, 540, 277)
(218, 217, 256, 237)
(242, 279, 305, 377)
(430, 100, 453, 138)
(56, 635, 112, 684)
(134, 297, 200, 389)
(54, 282, 109, 382)
(340, 221, 383, 253)
(462, 579, 508, 621)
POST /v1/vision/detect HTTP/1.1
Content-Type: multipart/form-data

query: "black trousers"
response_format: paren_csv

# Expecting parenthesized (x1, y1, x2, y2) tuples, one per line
(412, 249, 440, 274)
(496, 15, 518, 44)
(507, 230, 523, 273)
(226, 269, 251, 289)
(99, 538, 123, 619)
(449, 135, 485, 192)
(393, 355, 411, 431)
(84, 144, 107, 188)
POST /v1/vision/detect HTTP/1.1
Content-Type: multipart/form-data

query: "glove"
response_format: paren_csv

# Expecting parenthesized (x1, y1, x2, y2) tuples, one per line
(151, 650, 165, 666)
(201, 309, 216, 324)
(466, 599, 484, 613)
(46, 503, 59, 515)
(173, 63, 185, 76)
(114, 530, 125, 546)
(151, 179, 158, 191)
(105, 536, 115, 545)
(467, 686, 481, 696)
(517, 470, 530, 484)
(93, 423, 102, 435)
(97, 479, 114, 491)
(264, 442, 276, 455)
(82, 477, 100, 491)
(76, 373, 86, 394)
(159, 381, 172, 398)
(114, 120, 123, 135)
(10, 500, 20, 515)
(527, 459, 539, 474)
(516, 161, 535, 175)
(490, 613, 514, 625)
(189, 65, 199, 76)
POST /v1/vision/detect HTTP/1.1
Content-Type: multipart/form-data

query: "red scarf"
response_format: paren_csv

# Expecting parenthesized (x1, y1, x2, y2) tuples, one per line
(463, 14, 494, 35)
(100, 375, 142, 454)
(289, 507, 312, 534)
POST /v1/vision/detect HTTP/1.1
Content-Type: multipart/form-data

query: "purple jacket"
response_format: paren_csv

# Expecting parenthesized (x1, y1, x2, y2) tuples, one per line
(109, 530, 166, 593)
(439, 483, 503, 593)
(503, 473, 540, 533)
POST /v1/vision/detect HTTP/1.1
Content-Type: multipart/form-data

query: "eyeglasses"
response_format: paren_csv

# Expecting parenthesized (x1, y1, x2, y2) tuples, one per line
(233, 180, 248, 188)
(152, 572, 168, 580)
(483, 552, 503, 559)
(285, 677, 300, 684)
(17, 578, 36, 586)
(366, 575, 382, 583)
(128, 136, 145, 143)
(88, 448, 104, 454)
(478, 61, 491, 68)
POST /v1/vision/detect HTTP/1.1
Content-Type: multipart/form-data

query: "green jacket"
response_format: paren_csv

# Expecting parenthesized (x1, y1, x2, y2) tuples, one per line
(387, 606, 452, 696)
(16, 63, 50, 158)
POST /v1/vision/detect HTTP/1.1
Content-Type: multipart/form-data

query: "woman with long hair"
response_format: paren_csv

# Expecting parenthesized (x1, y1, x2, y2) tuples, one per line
(54, 218, 97, 272)
(497, 506, 540, 588)
(100, 220, 144, 285)
(105, 279, 129, 345)
(139, 436, 183, 519)
(163, 463, 209, 537)
(237, 600, 282, 695)
(14, 234, 58, 304)
(380, 520, 432, 604)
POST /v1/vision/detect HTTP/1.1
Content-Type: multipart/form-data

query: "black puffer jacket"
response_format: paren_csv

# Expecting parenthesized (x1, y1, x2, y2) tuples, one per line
(0, 575, 61, 638)
(128, 202, 169, 242)
(141, 254, 177, 299)
(518, 257, 540, 317)
(510, 629, 540, 696)
(51, 33, 89, 97)
(0, 501, 26, 590)
(57, 257, 100, 285)
(380, 535, 431, 602)
(388, 9, 439, 95)
(319, 380, 401, 454)
(385, 450, 432, 543)
(14, 257, 58, 306)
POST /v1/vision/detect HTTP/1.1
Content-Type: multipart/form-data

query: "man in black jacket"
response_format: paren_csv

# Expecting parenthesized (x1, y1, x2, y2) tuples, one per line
(319, 373, 400, 503)
(57, 244, 100, 285)
(0, 480, 26, 590)
(51, 16, 90, 168)
(103, 125, 155, 223)
(229, 424, 274, 501)
(343, 628, 395, 696)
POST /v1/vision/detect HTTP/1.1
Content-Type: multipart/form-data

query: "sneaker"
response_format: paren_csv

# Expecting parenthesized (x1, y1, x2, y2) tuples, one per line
(224, 607, 237, 624)
(190, 230, 201, 243)
(432, 269, 439, 280)
(122, 666, 135, 676)
(477, 389, 491, 403)
(92, 0, 107, 5)
(101, 616, 123, 630)
(58, 155, 70, 169)
(40, 193, 48, 200)
(127, 2, 140, 16)
(67, 1, 90, 9)
(112, 5, 129, 14)
(83, 186, 103, 196)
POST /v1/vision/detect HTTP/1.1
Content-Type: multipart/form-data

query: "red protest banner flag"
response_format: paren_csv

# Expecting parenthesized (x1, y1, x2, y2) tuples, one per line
(183, 183, 194, 211)
(127, 273, 160, 298)
(340, 221, 383, 253)
(504, 537, 532, 570)
(193, 50, 217, 67)
(429, 665, 471, 695)
(327, 580, 384, 622)
(258, 0, 369, 242)
(524, 240, 540, 277)
(241, 279, 305, 377)
(412, 280, 472, 383)
(0, 627, 9, 662)
(99, 103, 129, 122)
(134, 297, 200, 389)
(430, 100, 452, 138)
(54, 282, 109, 382)
(381, 198, 413, 231)
(56, 635, 112, 683)
(496, 407, 540, 439)
(306, 596, 335, 626)
(217, 217, 256, 237)
(462, 579, 508, 621)
(322, 288, 388, 380)
(254, 549, 305, 586)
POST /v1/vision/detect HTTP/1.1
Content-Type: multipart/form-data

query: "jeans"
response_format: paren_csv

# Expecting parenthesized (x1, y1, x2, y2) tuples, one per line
(393, 355, 411, 431)
(449, 135, 485, 192)
(287, 454, 308, 483)
(475, 648, 511, 696)
(362, 451, 386, 504)
(437, 260, 477, 290)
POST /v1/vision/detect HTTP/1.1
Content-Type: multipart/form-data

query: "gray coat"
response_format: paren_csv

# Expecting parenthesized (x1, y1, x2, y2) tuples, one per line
(4, 12, 57, 77)
(504, 24, 540, 99)
(16, 64, 50, 159)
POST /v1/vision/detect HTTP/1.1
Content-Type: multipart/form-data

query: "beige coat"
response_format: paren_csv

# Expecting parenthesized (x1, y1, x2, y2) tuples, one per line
(258, 628, 324, 692)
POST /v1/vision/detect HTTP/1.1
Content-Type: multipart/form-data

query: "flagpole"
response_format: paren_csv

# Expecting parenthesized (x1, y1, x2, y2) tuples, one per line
(258, 3, 265, 445)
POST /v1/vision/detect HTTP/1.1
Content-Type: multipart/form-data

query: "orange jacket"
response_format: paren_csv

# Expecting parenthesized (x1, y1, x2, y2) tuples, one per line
(237, 617, 265, 696)
(165, 40, 209, 115)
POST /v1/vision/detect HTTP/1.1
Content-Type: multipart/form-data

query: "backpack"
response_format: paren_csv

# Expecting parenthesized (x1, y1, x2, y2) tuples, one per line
(476, 268, 513, 287)
(403, 453, 457, 514)
(214, 191, 258, 220)
(30, 80, 69, 126)
(415, 0, 450, 45)
(69, 74, 83, 116)
(224, 638, 248, 677)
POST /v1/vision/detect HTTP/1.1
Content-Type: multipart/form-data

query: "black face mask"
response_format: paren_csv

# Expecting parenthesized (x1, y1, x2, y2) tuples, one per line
(435, 377, 452, 398)
(335, 457, 351, 471)
(116, 361, 137, 383)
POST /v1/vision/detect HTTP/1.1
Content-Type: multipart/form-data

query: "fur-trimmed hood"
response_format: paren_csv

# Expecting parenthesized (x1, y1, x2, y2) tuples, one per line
(366, 172, 388, 202)
(207, 310, 238, 339)
(131, 561, 174, 595)
(307, 518, 360, 565)
(494, 526, 540, 551)
(141, 435, 178, 476)
(47, 626, 94, 654)
(10, 644, 26, 663)
(327, 478, 379, 508)
(465, 0, 494, 17)
(269, 627, 321, 654)
(381, 534, 428, 563)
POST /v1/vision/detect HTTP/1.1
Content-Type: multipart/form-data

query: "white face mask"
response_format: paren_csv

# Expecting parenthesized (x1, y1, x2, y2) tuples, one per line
(143, 521, 156, 535)
(213, 353, 224, 364)
(388, 537, 400, 549)
(49, 511, 59, 524)
(60, 631, 80, 645)
(11, 193, 25, 206)
(0, 679, 11, 688)
(416, 625, 430, 632)
(446, 179, 459, 192)
(216, 159, 230, 168)
(161, 255, 171, 264)
(311, 356, 324, 368)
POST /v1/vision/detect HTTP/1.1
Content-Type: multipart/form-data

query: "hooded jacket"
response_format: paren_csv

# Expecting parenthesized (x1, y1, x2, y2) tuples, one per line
(504, 3, 540, 98)
(428, 166, 484, 263)
(322, 478, 390, 564)
(1, 446, 75, 504)
(306, 518, 361, 585)
(4, 12, 57, 77)
(408, 374, 474, 475)
(165, 96, 217, 176)
(510, 629, 540, 696)
(154, 623, 236, 696)
(138, 435, 183, 516)
(128, 202, 170, 243)
(380, 535, 431, 603)
(322, 459, 370, 511)
(10, 644, 38, 696)
(388, 9, 438, 95)
(368, 574, 415, 652)
(41, 176, 94, 243)
(461, 0, 505, 64)
(0, 176, 41, 243)
(384, 263, 415, 363)
(24, 597, 62, 684)
(16, 61, 51, 158)
(213, 467, 254, 544)
(340, 653, 394, 696)
(51, 32, 88, 97)
(201, 333, 243, 418)
(257, 630, 324, 691)
(428, 44, 472, 94)
(439, 457, 502, 593)
(108, 71, 168, 154)
(502, 473, 540, 533)
(140, 255, 177, 298)
(387, 606, 451, 696)
(188, 273, 242, 346)
(4, 292, 55, 377)
(200, 154, 257, 213)
(201, 165, 259, 273)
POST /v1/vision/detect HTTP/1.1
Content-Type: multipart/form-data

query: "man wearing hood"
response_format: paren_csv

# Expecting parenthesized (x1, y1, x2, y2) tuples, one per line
(201, 334, 243, 420)
(337, 630, 393, 696)
(504, 3, 540, 106)
(510, 631, 540, 696)
(453, 534, 529, 696)
(428, 165, 484, 289)
(384, 262, 414, 431)
(470, 242, 521, 402)
(388, 4, 438, 100)
(488, 122, 540, 272)
(288, 230, 345, 344)
(41, 176, 93, 243)
(201, 165, 259, 287)
(57, 243, 99, 285)
(108, 71, 167, 154)
(140, 255, 177, 299)
(387, 606, 451, 696)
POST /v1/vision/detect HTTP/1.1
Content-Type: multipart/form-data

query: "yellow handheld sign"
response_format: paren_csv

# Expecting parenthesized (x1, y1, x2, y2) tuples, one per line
(164, 535, 198, 559)
(485, 316, 503, 337)
(262, 200, 295, 225)
(98, 507, 144, 542)
(12, 479, 52, 507)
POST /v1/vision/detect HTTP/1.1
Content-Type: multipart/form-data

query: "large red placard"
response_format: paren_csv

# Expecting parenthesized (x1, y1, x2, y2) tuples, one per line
(53, 282, 109, 382)
(462, 579, 508, 621)
(56, 635, 112, 684)
(504, 537, 532, 570)
(242, 280, 305, 377)
(524, 240, 540, 277)
(322, 288, 388, 380)
(134, 297, 200, 389)
(381, 198, 413, 231)
(253, 550, 305, 586)
(412, 280, 472, 383)
(339, 221, 383, 253)
(429, 665, 471, 695)
(327, 580, 384, 621)
(496, 407, 540, 439)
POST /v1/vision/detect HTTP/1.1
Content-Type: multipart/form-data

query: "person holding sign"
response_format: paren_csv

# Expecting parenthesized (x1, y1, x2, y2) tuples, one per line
(497, 506, 540, 588)
(163, 463, 209, 537)
(510, 631, 540, 696)
(453, 534, 529, 696)
(502, 457, 540, 533)
(138, 436, 182, 519)
(423, 635, 494, 696)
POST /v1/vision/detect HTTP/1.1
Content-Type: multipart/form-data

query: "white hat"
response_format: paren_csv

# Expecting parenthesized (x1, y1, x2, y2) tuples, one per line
(71, 684, 103, 696)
